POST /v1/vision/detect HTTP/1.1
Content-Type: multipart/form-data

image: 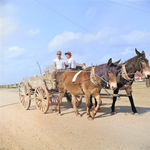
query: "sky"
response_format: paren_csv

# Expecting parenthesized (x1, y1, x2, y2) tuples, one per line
(0, 0, 150, 85)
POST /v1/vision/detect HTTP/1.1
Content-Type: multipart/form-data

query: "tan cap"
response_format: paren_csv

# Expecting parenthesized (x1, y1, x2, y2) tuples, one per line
(65, 51, 71, 55)
(56, 51, 61, 55)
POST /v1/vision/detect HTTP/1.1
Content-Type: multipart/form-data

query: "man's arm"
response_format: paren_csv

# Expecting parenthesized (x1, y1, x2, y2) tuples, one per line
(67, 63, 71, 69)
(53, 62, 57, 70)
(63, 62, 66, 70)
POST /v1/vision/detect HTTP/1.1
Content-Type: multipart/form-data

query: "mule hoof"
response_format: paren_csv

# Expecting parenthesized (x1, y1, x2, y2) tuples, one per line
(111, 111, 117, 115)
(87, 116, 94, 121)
(76, 113, 82, 117)
(91, 112, 96, 118)
(133, 112, 139, 116)
(57, 112, 62, 116)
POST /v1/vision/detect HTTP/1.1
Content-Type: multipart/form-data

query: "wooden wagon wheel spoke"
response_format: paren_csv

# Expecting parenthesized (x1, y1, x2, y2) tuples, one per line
(36, 100, 42, 107)
(42, 103, 47, 112)
(36, 89, 42, 98)
(34, 86, 49, 114)
(19, 82, 31, 110)
(20, 95, 25, 103)
(41, 99, 48, 112)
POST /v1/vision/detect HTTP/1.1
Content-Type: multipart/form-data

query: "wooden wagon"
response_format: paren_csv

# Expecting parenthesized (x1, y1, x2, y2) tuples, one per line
(18, 71, 67, 113)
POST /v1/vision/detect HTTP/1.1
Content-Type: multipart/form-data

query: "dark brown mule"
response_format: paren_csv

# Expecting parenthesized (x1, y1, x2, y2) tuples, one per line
(111, 48, 150, 114)
(57, 58, 120, 120)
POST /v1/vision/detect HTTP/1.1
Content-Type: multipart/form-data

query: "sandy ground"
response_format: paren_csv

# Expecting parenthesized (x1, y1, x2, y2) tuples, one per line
(0, 81, 150, 150)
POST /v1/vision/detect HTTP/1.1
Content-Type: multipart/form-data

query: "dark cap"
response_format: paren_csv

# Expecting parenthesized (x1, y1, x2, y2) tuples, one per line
(65, 51, 71, 55)
(56, 51, 61, 55)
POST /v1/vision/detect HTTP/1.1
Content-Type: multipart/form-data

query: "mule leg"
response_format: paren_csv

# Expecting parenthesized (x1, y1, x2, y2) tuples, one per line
(111, 88, 119, 115)
(72, 95, 81, 117)
(89, 96, 97, 109)
(57, 92, 65, 115)
(76, 96, 82, 108)
(89, 95, 93, 109)
(91, 94, 102, 119)
(125, 87, 137, 114)
(85, 94, 93, 120)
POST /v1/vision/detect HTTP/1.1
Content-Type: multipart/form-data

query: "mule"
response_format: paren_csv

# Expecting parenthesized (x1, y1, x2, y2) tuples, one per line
(57, 58, 120, 120)
(111, 48, 150, 114)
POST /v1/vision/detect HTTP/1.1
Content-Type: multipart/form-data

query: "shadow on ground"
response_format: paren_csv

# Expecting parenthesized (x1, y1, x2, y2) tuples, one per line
(28, 100, 150, 118)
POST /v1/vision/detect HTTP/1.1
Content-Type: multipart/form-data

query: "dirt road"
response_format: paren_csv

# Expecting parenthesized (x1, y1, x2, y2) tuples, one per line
(0, 82, 150, 150)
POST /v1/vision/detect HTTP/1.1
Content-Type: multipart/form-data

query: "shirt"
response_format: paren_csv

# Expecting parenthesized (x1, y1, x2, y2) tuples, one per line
(53, 58, 65, 69)
(68, 57, 76, 69)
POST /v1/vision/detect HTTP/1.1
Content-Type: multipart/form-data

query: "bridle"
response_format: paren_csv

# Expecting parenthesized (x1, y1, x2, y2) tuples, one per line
(120, 59, 144, 82)
(90, 66, 109, 88)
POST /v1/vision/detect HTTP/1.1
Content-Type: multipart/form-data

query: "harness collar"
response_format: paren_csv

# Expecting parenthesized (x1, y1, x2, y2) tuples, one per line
(122, 64, 133, 81)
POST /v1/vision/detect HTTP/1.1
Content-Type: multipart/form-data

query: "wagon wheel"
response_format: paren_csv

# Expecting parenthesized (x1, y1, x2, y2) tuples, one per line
(34, 86, 49, 113)
(19, 82, 31, 110)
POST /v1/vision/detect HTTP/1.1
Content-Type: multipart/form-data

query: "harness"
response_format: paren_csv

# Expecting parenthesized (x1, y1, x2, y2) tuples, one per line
(122, 64, 133, 81)
(120, 59, 143, 83)
(90, 66, 109, 88)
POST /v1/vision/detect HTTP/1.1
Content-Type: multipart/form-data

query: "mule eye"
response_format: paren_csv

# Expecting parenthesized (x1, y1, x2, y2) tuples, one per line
(108, 71, 111, 74)
(141, 60, 144, 63)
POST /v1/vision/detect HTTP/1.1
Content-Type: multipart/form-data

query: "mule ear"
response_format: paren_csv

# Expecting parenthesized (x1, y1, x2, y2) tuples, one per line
(135, 48, 141, 56)
(142, 51, 145, 57)
(107, 58, 112, 66)
(113, 59, 121, 66)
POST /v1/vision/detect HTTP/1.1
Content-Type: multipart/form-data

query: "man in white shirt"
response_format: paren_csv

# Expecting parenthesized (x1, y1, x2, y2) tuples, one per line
(65, 51, 76, 70)
(52, 51, 65, 90)
(53, 51, 66, 71)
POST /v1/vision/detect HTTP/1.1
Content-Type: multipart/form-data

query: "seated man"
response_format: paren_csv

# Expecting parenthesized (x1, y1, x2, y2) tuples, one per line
(65, 51, 76, 70)
(52, 51, 66, 90)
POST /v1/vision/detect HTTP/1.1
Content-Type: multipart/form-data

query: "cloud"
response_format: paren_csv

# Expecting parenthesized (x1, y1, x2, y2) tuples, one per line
(121, 47, 134, 56)
(0, 18, 17, 39)
(120, 30, 150, 44)
(97, 27, 117, 39)
(110, 30, 150, 47)
(27, 29, 40, 37)
(48, 31, 81, 52)
(47, 28, 150, 65)
(97, 55, 112, 64)
(0, 4, 18, 40)
(86, 7, 96, 20)
(7, 46, 25, 58)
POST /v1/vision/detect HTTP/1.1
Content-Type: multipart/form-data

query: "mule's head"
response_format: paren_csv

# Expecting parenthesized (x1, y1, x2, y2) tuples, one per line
(107, 58, 121, 90)
(135, 48, 150, 78)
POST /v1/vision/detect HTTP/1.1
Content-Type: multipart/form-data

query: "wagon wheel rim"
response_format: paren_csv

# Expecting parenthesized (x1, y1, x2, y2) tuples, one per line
(19, 82, 31, 110)
(34, 86, 49, 113)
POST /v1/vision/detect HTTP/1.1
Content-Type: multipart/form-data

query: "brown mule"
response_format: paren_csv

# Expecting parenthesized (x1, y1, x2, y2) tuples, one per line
(57, 58, 120, 120)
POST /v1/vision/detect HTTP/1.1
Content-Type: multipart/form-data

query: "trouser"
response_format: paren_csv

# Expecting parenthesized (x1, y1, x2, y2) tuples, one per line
(52, 69, 63, 90)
